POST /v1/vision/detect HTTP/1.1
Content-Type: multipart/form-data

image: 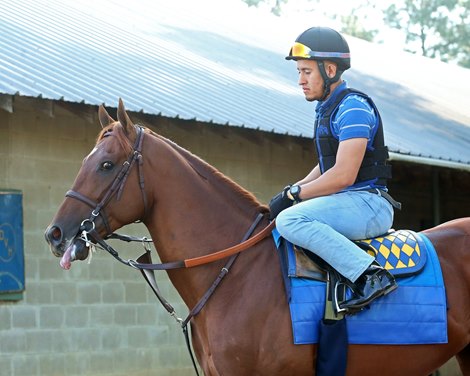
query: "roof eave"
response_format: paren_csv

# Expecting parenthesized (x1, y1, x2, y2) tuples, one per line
(389, 152, 470, 172)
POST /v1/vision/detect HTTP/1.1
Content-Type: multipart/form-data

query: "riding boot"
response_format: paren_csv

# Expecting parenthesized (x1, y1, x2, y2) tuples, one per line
(340, 262, 397, 311)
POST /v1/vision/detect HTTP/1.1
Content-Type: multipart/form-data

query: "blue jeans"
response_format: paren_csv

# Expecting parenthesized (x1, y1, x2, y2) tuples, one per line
(276, 191, 394, 282)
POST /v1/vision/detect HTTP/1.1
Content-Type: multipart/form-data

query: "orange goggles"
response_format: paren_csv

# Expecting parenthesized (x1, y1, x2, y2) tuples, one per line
(288, 42, 350, 59)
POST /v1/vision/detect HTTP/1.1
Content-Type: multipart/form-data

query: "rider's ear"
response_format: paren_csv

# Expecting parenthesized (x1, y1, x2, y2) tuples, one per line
(326, 61, 338, 79)
(117, 98, 134, 136)
(98, 105, 115, 128)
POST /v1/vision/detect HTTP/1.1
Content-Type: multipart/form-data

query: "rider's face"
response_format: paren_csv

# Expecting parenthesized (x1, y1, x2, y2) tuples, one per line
(296, 59, 337, 102)
(296, 59, 324, 102)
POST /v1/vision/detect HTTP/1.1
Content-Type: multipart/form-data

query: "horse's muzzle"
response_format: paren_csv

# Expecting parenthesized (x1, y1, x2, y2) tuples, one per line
(45, 224, 90, 267)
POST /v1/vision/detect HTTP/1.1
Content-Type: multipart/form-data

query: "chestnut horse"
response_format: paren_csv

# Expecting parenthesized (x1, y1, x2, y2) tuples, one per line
(45, 100, 470, 376)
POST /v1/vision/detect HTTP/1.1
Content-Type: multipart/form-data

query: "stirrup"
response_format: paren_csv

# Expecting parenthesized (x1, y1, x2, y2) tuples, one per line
(335, 280, 369, 316)
(333, 281, 348, 315)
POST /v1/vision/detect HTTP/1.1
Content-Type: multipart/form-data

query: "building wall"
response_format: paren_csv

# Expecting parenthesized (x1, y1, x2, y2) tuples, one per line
(389, 162, 470, 230)
(0, 97, 467, 375)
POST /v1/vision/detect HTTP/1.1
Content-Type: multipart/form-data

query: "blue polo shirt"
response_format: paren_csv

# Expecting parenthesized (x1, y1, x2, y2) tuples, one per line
(316, 81, 378, 149)
(315, 82, 384, 190)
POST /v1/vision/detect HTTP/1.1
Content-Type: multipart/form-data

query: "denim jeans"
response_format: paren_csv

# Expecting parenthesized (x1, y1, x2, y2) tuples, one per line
(276, 190, 394, 282)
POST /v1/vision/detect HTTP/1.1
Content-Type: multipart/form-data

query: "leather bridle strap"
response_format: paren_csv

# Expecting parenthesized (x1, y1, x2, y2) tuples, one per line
(65, 190, 113, 235)
(65, 125, 147, 235)
(183, 219, 275, 267)
(87, 216, 275, 271)
(180, 213, 267, 376)
(85, 216, 273, 376)
(135, 212, 269, 376)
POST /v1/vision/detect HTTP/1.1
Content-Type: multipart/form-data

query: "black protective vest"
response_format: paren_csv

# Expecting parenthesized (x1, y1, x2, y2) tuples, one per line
(314, 88, 392, 187)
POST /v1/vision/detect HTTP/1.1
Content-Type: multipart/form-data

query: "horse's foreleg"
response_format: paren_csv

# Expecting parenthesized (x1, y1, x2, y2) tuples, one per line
(456, 345, 470, 376)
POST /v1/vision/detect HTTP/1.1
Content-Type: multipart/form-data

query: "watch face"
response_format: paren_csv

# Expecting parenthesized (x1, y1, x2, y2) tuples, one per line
(291, 185, 300, 195)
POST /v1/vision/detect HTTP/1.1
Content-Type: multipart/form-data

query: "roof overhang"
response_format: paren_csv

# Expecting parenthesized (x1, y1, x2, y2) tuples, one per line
(389, 152, 470, 172)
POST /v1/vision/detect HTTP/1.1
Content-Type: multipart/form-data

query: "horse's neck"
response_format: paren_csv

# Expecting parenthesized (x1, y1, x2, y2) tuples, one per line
(143, 136, 264, 306)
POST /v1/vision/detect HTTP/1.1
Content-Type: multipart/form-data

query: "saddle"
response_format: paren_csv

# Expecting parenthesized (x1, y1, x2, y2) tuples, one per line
(284, 229, 427, 317)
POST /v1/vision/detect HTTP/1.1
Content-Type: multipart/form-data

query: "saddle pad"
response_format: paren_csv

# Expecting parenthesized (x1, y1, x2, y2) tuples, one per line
(272, 229, 448, 345)
(356, 230, 426, 277)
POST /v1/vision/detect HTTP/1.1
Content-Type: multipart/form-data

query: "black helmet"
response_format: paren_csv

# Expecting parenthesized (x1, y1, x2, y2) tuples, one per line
(286, 27, 350, 100)
(286, 27, 351, 71)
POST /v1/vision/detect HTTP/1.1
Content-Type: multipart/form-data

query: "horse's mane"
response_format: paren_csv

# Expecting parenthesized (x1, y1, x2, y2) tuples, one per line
(96, 123, 268, 214)
(150, 130, 268, 214)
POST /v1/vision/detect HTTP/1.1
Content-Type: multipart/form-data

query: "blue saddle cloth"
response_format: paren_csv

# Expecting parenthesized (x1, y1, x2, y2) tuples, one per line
(272, 229, 448, 345)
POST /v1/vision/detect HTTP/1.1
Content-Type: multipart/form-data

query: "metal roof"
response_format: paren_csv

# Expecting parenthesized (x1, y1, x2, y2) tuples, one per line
(1, 0, 470, 169)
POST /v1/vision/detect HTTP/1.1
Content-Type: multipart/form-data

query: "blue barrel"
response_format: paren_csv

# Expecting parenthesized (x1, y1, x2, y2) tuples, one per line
(0, 190, 25, 294)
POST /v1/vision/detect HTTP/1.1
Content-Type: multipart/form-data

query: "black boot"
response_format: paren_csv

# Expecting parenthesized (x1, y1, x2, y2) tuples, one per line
(340, 262, 397, 311)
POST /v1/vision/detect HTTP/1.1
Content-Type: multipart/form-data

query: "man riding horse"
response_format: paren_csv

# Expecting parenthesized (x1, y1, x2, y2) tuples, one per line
(269, 27, 401, 310)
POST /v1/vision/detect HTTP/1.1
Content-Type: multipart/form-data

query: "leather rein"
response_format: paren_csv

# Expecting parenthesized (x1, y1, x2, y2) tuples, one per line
(64, 124, 275, 375)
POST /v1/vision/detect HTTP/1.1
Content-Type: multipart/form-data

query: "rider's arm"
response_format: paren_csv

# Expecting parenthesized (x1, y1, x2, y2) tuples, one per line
(295, 164, 321, 186)
(297, 137, 367, 200)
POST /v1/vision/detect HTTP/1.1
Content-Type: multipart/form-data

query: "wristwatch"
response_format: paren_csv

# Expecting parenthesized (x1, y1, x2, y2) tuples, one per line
(289, 185, 302, 202)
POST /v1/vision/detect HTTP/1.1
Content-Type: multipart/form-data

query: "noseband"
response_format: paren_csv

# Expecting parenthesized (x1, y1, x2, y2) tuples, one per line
(65, 125, 148, 237)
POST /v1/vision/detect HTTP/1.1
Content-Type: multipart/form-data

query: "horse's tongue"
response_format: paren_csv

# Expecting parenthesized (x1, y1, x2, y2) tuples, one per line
(60, 245, 74, 270)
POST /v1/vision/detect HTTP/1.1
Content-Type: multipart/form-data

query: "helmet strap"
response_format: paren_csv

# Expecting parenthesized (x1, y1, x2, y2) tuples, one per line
(317, 61, 343, 101)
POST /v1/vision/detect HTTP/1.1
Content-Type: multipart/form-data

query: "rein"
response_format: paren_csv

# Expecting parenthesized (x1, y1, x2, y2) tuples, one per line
(88, 218, 275, 270)
(88, 213, 273, 376)
(64, 124, 275, 375)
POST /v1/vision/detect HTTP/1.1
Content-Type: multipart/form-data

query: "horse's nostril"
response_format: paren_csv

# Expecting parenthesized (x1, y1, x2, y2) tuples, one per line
(46, 225, 63, 243)
(52, 227, 61, 240)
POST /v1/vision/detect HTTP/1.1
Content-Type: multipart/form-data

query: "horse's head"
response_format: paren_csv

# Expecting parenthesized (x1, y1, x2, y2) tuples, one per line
(45, 99, 148, 269)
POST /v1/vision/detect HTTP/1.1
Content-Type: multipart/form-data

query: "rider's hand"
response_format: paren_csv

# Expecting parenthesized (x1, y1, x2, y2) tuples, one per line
(269, 185, 294, 220)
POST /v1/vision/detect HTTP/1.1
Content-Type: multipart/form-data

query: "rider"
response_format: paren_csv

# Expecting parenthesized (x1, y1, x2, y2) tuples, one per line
(270, 27, 400, 310)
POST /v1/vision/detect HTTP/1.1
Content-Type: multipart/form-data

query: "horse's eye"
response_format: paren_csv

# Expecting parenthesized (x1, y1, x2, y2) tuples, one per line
(100, 161, 114, 171)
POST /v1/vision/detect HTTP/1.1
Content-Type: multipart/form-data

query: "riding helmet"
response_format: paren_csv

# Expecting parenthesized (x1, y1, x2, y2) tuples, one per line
(286, 27, 351, 72)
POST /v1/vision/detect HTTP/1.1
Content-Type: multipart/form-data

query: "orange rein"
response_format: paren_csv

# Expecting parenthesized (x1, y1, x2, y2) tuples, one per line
(184, 220, 276, 268)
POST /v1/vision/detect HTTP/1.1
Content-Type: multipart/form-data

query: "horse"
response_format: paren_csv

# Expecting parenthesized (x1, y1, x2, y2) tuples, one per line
(45, 99, 470, 376)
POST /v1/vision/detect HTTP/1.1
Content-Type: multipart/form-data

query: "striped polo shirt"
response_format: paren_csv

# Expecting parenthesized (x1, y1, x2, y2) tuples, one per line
(315, 81, 383, 190)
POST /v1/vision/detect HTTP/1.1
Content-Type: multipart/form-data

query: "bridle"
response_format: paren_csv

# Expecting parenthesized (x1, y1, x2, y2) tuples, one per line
(62, 123, 275, 375)
(65, 125, 147, 237)
(65, 123, 274, 267)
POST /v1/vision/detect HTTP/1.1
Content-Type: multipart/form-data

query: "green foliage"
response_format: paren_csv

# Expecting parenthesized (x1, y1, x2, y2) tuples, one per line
(384, 0, 470, 68)
(242, 0, 288, 16)
(337, 2, 379, 42)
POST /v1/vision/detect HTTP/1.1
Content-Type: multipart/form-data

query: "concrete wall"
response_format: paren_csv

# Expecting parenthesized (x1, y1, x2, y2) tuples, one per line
(0, 96, 466, 375)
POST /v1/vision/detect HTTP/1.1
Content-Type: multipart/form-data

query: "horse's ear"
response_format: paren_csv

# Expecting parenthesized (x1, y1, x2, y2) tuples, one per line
(98, 105, 115, 128)
(117, 98, 134, 136)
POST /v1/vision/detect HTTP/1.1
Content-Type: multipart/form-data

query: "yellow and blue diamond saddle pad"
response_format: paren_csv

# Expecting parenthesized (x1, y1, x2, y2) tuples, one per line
(272, 229, 448, 345)
(356, 230, 427, 277)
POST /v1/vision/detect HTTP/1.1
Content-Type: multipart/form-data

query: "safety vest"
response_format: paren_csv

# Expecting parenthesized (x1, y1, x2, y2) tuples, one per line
(314, 88, 392, 187)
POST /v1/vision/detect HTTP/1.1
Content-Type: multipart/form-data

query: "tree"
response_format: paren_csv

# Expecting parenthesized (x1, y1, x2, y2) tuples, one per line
(242, 0, 288, 16)
(384, 0, 470, 68)
(243, 0, 378, 41)
(440, 0, 470, 67)
(336, 2, 379, 42)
